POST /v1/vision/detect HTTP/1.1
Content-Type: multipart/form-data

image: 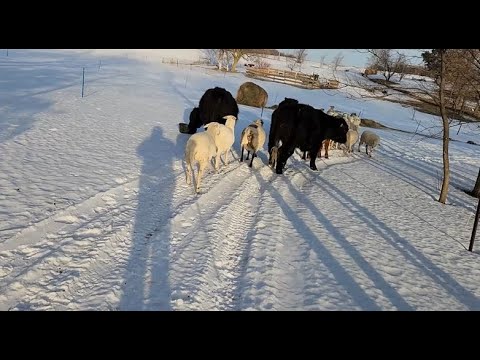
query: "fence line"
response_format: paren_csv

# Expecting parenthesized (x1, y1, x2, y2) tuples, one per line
(245, 67, 340, 90)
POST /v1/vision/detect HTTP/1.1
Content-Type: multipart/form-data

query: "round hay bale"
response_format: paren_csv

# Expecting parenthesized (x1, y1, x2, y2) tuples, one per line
(364, 68, 377, 76)
(360, 118, 387, 129)
(236, 82, 268, 108)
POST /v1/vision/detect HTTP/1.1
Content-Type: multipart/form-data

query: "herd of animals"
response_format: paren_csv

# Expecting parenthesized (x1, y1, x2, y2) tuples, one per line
(179, 86, 381, 193)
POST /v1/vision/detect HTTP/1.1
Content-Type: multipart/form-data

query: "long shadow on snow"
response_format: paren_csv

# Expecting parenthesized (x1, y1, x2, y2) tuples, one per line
(246, 169, 382, 310)
(277, 174, 413, 310)
(307, 170, 480, 310)
(118, 126, 175, 310)
(372, 150, 475, 211)
(380, 139, 477, 198)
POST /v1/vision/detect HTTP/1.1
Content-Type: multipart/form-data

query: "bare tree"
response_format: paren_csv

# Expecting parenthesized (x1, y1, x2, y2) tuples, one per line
(286, 55, 297, 71)
(397, 57, 410, 81)
(284, 49, 308, 72)
(342, 49, 480, 204)
(332, 52, 344, 71)
(437, 49, 450, 204)
(224, 49, 249, 72)
(294, 49, 308, 71)
(365, 49, 408, 82)
(417, 49, 480, 203)
(201, 49, 227, 70)
(252, 55, 271, 68)
(201, 49, 218, 65)
(319, 54, 327, 67)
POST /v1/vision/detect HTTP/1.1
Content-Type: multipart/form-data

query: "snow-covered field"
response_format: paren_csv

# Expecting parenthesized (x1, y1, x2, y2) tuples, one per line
(1, 49, 480, 311)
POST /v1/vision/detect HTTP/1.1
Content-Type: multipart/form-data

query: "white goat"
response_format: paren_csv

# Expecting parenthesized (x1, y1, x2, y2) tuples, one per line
(240, 119, 266, 167)
(326, 105, 341, 117)
(341, 129, 359, 155)
(347, 113, 361, 131)
(358, 130, 380, 157)
(184, 131, 217, 194)
(205, 115, 236, 171)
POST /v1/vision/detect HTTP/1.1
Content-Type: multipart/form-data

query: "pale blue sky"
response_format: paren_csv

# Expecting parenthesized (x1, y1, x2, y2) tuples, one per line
(279, 49, 426, 68)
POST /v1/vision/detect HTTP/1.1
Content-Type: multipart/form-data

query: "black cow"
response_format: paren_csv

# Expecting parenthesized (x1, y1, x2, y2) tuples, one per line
(268, 102, 349, 174)
(268, 97, 305, 164)
(179, 87, 239, 134)
(268, 97, 299, 149)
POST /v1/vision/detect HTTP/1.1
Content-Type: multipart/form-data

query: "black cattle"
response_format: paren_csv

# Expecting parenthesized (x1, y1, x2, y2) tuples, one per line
(268, 102, 349, 174)
(180, 87, 239, 134)
(268, 97, 299, 149)
(268, 98, 306, 160)
(278, 97, 299, 107)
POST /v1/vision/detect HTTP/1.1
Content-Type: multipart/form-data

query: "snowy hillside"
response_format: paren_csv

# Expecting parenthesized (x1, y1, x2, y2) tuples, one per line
(1, 49, 480, 311)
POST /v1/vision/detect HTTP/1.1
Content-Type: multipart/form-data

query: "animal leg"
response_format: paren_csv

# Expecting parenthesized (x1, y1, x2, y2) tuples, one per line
(224, 149, 229, 165)
(185, 162, 192, 185)
(324, 140, 329, 159)
(195, 162, 206, 193)
(249, 152, 255, 167)
(309, 142, 322, 171)
(276, 145, 295, 174)
(215, 153, 221, 171)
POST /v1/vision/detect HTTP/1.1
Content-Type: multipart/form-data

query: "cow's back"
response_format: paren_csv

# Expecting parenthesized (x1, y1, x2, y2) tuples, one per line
(199, 87, 239, 126)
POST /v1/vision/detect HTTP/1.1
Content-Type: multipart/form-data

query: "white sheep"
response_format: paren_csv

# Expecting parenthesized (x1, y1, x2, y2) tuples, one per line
(240, 119, 266, 167)
(184, 131, 217, 194)
(347, 113, 361, 131)
(358, 130, 380, 157)
(326, 105, 341, 117)
(205, 115, 236, 171)
(341, 129, 359, 155)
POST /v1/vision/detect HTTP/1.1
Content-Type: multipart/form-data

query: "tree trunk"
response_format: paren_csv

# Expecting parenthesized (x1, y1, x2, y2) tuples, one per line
(217, 50, 224, 71)
(231, 54, 241, 72)
(385, 71, 393, 82)
(472, 168, 480, 198)
(438, 49, 450, 204)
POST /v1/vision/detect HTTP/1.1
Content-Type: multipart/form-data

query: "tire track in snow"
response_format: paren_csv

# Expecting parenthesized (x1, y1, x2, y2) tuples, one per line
(234, 173, 308, 310)
(0, 159, 204, 310)
(167, 162, 269, 310)
(235, 168, 368, 310)
(0, 177, 142, 253)
(0, 154, 258, 310)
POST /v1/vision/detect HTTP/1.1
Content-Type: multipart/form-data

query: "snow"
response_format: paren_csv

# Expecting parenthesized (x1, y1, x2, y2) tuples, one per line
(1, 49, 480, 311)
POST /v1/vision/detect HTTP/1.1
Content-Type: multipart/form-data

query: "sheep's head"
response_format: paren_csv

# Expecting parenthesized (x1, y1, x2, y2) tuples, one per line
(254, 119, 264, 127)
(223, 115, 237, 129)
(205, 122, 221, 137)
